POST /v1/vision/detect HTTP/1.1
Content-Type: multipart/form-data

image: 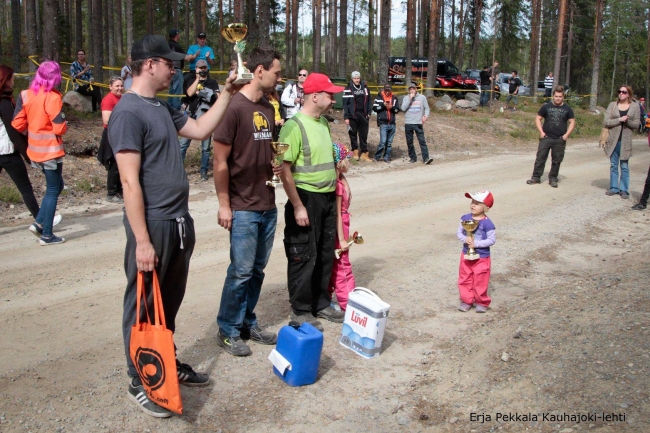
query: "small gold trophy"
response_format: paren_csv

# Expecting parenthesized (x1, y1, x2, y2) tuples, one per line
(335, 231, 364, 259)
(460, 220, 480, 260)
(221, 23, 254, 84)
(266, 142, 289, 187)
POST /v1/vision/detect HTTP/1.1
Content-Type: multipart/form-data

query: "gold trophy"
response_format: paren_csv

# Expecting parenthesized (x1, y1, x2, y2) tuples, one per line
(460, 220, 480, 260)
(266, 142, 289, 188)
(221, 23, 254, 84)
(335, 231, 364, 259)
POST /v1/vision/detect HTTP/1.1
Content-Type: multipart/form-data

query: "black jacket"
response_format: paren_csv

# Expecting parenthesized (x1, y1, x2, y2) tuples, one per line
(372, 90, 399, 126)
(343, 81, 372, 119)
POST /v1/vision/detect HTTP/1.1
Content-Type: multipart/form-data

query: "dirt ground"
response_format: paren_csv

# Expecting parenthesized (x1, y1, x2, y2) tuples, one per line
(0, 110, 649, 433)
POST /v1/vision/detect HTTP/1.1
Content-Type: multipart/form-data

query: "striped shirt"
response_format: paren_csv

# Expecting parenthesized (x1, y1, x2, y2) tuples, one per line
(544, 75, 554, 89)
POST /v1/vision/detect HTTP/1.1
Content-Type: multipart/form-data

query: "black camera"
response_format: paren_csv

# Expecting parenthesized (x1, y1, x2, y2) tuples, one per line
(193, 88, 218, 119)
(198, 70, 208, 77)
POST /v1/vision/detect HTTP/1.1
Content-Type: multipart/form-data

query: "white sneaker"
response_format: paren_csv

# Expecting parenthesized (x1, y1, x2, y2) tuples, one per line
(53, 214, 62, 226)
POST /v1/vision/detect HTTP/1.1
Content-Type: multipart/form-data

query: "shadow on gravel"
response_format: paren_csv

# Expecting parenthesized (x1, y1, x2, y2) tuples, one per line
(591, 178, 610, 191)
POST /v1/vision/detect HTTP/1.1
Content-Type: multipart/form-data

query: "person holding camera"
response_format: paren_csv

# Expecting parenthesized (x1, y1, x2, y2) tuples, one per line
(179, 59, 220, 181)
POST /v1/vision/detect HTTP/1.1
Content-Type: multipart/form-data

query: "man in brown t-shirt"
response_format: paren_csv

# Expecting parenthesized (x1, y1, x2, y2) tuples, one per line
(212, 47, 282, 356)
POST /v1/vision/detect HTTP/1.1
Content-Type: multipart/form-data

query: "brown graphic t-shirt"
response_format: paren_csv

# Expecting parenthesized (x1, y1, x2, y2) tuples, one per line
(212, 92, 276, 211)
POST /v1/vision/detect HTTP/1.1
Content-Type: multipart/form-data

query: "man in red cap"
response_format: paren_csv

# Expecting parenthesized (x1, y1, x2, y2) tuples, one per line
(279, 73, 347, 329)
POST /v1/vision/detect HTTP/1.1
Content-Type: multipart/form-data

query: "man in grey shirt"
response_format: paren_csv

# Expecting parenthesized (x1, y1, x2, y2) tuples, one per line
(108, 34, 241, 419)
(401, 83, 433, 164)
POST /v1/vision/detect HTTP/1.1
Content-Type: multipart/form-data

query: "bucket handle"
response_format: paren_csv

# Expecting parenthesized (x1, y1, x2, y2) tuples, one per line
(351, 287, 382, 301)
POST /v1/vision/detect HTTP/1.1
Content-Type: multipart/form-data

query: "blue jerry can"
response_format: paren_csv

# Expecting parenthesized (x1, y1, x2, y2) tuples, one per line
(269, 322, 323, 386)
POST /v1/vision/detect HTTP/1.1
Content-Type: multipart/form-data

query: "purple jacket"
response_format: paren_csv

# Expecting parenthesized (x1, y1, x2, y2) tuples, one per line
(457, 214, 496, 258)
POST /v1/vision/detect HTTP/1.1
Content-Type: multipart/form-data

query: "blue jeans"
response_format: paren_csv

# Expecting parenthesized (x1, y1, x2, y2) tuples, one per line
(480, 85, 490, 106)
(375, 124, 396, 161)
(36, 162, 64, 238)
(405, 124, 430, 162)
(609, 141, 629, 193)
(506, 94, 518, 107)
(180, 137, 212, 174)
(168, 69, 183, 110)
(217, 208, 277, 337)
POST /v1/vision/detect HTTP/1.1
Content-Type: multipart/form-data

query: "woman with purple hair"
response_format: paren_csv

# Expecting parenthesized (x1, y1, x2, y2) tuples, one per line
(12, 61, 68, 245)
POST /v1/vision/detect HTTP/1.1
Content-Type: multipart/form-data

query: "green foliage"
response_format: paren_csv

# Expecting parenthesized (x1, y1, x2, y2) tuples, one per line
(0, 185, 22, 204)
(75, 176, 103, 193)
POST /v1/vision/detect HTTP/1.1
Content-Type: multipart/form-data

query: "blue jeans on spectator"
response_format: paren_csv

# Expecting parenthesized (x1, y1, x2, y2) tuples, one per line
(36, 162, 64, 238)
(374, 124, 396, 161)
(180, 137, 212, 174)
(168, 69, 183, 110)
(480, 85, 491, 106)
(506, 94, 518, 107)
(609, 140, 629, 194)
(405, 124, 430, 162)
(217, 208, 277, 337)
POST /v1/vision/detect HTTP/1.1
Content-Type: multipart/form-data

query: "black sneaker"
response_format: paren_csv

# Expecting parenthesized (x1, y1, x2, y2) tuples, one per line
(424, 158, 433, 165)
(316, 306, 345, 323)
(127, 378, 172, 418)
(200, 171, 209, 181)
(28, 224, 43, 238)
(216, 331, 252, 356)
(631, 203, 647, 210)
(526, 178, 541, 185)
(289, 311, 324, 331)
(39, 235, 66, 246)
(409, 159, 417, 163)
(549, 179, 558, 188)
(176, 361, 210, 387)
(620, 192, 630, 199)
(240, 325, 277, 345)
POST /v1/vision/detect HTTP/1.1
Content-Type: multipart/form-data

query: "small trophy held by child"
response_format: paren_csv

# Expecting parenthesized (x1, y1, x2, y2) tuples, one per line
(335, 231, 364, 259)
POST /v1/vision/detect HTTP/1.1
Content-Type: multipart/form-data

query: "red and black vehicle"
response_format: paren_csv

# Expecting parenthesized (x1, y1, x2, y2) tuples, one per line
(388, 57, 478, 98)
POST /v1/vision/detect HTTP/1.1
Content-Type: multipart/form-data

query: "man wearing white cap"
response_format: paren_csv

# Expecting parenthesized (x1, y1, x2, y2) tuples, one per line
(343, 71, 372, 161)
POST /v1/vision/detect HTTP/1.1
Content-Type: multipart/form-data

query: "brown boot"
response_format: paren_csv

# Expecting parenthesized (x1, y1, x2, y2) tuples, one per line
(353, 149, 359, 160)
(360, 152, 372, 162)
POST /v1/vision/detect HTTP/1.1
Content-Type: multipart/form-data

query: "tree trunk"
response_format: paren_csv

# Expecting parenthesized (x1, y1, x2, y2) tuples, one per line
(470, 0, 482, 69)
(107, 0, 115, 67)
(115, 0, 123, 56)
(259, 0, 270, 46)
(313, 0, 321, 71)
(351, 0, 356, 71)
(174, 0, 178, 28)
(646, 4, 649, 104)
(439, 0, 444, 55)
(184, 0, 189, 49)
(26, 0, 37, 64)
(11, 0, 21, 70)
(609, 13, 619, 101)
(589, 0, 604, 111)
(291, 0, 298, 74)
(36, 0, 42, 53)
(564, 2, 573, 87)
(450, 0, 455, 62)
(219, 0, 224, 68)
(368, 0, 374, 77)
(147, 0, 154, 33)
(285, 0, 291, 71)
(201, 0, 206, 34)
(194, 0, 201, 33)
(92, 0, 104, 82)
(425, 0, 440, 96)
(75, 0, 82, 53)
(419, 0, 429, 57)
(126, 0, 133, 52)
(378, 0, 390, 84)
(88, 0, 93, 61)
(332, 0, 338, 74)
(405, 0, 415, 84)
(42, 0, 59, 60)
(339, 0, 348, 76)
(552, 0, 566, 87)
(528, 0, 539, 86)
(456, 0, 467, 68)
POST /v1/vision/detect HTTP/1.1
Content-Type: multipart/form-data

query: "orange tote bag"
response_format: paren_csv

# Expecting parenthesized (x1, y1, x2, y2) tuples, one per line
(129, 271, 183, 414)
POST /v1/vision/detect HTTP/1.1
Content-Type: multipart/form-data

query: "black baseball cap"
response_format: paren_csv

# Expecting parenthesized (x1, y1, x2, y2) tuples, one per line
(131, 35, 186, 61)
(197, 32, 207, 38)
(169, 29, 179, 38)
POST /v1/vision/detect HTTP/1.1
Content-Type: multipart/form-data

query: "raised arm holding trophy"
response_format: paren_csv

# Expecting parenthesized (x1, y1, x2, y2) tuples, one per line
(221, 23, 254, 85)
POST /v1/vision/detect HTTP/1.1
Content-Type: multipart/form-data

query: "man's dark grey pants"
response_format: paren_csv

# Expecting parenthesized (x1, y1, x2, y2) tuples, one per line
(531, 137, 566, 181)
(122, 213, 195, 378)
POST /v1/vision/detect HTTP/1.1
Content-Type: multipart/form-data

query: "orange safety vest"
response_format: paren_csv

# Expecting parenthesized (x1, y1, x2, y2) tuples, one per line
(11, 89, 67, 163)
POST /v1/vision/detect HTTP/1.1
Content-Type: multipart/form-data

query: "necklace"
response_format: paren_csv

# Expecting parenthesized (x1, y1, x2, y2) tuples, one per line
(353, 83, 361, 90)
(127, 90, 161, 107)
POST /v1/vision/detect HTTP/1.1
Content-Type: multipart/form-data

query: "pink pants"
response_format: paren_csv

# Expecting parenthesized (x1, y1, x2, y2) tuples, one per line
(329, 213, 356, 310)
(457, 253, 491, 307)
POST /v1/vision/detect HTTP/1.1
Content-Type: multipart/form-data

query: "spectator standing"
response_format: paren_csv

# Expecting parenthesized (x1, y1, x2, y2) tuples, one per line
(70, 49, 102, 112)
(603, 85, 640, 199)
(544, 72, 554, 98)
(279, 73, 347, 330)
(108, 35, 241, 418)
(372, 84, 399, 163)
(12, 61, 68, 245)
(479, 65, 491, 107)
(506, 70, 521, 111)
(265, 88, 285, 140)
(281, 69, 307, 119)
(179, 59, 220, 180)
(121, 54, 133, 90)
(526, 86, 576, 188)
(187, 32, 215, 71)
(401, 82, 433, 164)
(168, 29, 189, 110)
(97, 76, 125, 203)
(343, 71, 372, 161)
(212, 47, 282, 356)
(631, 131, 650, 210)
(487, 61, 499, 102)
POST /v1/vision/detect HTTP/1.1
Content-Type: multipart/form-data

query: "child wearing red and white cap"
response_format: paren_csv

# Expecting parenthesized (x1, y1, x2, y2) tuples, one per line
(456, 190, 496, 313)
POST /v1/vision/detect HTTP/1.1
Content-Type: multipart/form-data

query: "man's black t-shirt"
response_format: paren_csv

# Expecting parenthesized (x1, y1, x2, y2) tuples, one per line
(479, 70, 491, 86)
(509, 76, 522, 94)
(168, 40, 186, 70)
(182, 73, 220, 116)
(538, 102, 575, 139)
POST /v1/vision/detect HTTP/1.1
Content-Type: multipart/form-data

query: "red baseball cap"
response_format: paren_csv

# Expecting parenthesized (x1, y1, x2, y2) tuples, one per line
(303, 73, 344, 95)
(465, 190, 494, 208)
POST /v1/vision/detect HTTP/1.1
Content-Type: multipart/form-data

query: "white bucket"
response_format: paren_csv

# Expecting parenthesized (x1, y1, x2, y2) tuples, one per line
(339, 288, 390, 358)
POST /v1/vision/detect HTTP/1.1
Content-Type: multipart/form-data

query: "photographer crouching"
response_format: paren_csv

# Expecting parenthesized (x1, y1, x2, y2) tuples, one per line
(180, 59, 220, 180)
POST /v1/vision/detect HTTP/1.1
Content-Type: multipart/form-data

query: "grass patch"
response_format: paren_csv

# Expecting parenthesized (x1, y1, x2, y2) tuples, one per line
(75, 175, 103, 193)
(0, 185, 22, 204)
(572, 110, 603, 138)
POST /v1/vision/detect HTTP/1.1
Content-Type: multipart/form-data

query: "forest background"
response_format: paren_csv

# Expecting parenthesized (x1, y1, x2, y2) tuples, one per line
(0, 0, 648, 108)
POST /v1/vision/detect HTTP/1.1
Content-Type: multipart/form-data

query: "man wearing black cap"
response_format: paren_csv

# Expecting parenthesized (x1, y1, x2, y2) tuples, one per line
(168, 29, 190, 110)
(187, 32, 215, 71)
(108, 34, 241, 419)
